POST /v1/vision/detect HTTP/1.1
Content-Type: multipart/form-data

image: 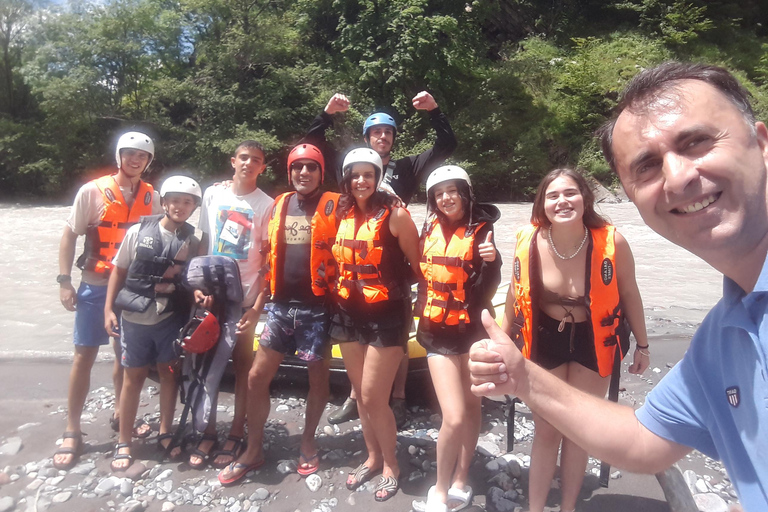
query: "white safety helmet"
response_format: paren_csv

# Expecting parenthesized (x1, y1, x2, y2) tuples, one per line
(342, 148, 384, 189)
(426, 165, 472, 196)
(115, 131, 155, 170)
(160, 175, 202, 204)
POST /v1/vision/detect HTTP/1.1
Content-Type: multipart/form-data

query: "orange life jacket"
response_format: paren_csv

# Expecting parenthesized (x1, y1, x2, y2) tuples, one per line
(332, 205, 405, 304)
(266, 191, 340, 298)
(79, 175, 154, 275)
(513, 224, 626, 377)
(419, 216, 485, 327)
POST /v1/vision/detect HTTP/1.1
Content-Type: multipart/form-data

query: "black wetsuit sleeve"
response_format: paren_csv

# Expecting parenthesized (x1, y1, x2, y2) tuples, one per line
(299, 111, 342, 188)
(393, 108, 457, 204)
(468, 223, 503, 316)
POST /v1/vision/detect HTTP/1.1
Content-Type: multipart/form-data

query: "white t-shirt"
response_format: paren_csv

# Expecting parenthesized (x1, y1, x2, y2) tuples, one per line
(113, 222, 199, 325)
(198, 185, 273, 307)
(67, 178, 162, 286)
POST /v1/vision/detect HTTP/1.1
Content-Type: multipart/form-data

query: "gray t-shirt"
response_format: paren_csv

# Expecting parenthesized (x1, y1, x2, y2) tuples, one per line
(113, 223, 198, 325)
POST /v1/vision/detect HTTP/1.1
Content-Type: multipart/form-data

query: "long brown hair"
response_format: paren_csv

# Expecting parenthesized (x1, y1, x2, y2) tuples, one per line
(530, 168, 608, 229)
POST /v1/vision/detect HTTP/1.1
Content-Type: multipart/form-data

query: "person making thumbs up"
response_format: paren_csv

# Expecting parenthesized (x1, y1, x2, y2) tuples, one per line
(414, 166, 502, 512)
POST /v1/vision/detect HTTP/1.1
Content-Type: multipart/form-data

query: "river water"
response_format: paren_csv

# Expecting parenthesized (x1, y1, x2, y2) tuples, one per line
(0, 202, 722, 359)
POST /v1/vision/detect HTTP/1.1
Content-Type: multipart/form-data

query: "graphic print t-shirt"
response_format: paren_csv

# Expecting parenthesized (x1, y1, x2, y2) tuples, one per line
(199, 185, 273, 307)
(276, 193, 320, 304)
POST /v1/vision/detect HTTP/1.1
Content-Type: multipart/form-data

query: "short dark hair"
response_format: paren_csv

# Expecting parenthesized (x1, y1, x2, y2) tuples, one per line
(597, 61, 755, 173)
(233, 140, 266, 160)
(531, 168, 608, 229)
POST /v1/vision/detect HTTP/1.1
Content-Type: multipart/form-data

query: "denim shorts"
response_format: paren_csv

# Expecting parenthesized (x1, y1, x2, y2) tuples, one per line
(73, 283, 111, 347)
(258, 302, 331, 362)
(120, 313, 185, 368)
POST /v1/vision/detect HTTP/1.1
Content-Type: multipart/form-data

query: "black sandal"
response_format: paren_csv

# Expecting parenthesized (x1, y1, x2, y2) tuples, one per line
(346, 463, 381, 491)
(188, 433, 218, 469)
(211, 435, 244, 469)
(111, 442, 133, 473)
(374, 475, 399, 502)
(157, 433, 182, 461)
(52, 431, 83, 470)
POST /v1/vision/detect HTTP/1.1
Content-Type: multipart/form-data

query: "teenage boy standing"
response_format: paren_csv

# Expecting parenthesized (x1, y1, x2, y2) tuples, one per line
(189, 141, 274, 469)
(53, 131, 161, 470)
(105, 176, 202, 471)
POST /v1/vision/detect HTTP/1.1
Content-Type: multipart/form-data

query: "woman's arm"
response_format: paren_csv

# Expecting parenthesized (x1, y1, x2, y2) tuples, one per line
(389, 207, 421, 275)
(614, 230, 651, 374)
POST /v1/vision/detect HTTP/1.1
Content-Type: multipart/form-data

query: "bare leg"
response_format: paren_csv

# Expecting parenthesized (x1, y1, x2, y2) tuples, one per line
(452, 353, 482, 492)
(219, 345, 283, 480)
(391, 352, 408, 400)
(359, 345, 403, 497)
(111, 338, 123, 420)
(427, 354, 466, 505)
(54, 345, 99, 468)
(114, 366, 149, 471)
(302, 358, 330, 460)
(212, 322, 255, 466)
(156, 360, 182, 458)
(558, 362, 610, 512)
(528, 364, 569, 512)
(339, 342, 380, 466)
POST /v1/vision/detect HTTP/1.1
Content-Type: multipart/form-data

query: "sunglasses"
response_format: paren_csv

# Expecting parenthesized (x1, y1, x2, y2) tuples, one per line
(290, 162, 320, 173)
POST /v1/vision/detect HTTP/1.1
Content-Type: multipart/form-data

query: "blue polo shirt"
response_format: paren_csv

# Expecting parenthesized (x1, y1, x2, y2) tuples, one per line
(636, 258, 768, 512)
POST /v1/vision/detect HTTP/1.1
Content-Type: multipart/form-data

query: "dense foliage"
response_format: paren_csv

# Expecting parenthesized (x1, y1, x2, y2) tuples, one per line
(1, 0, 767, 200)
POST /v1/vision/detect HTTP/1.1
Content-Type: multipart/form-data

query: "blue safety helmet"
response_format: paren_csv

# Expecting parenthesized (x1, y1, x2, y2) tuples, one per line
(363, 113, 397, 138)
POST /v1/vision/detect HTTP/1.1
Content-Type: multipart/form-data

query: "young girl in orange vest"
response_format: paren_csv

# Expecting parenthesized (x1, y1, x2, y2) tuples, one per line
(503, 168, 650, 512)
(330, 148, 421, 502)
(416, 166, 501, 512)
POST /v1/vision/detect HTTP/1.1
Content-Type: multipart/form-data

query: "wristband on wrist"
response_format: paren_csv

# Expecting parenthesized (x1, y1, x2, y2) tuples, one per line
(56, 274, 72, 284)
(635, 343, 649, 349)
(637, 348, 650, 357)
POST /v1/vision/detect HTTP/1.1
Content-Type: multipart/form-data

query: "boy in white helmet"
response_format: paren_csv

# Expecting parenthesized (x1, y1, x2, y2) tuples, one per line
(54, 131, 162, 470)
(104, 175, 202, 472)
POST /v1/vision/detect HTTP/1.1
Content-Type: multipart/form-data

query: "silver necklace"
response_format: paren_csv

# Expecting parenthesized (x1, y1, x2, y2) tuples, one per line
(548, 226, 588, 260)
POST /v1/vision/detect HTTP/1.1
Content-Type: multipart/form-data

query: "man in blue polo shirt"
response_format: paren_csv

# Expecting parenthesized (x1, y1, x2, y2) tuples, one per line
(467, 61, 767, 512)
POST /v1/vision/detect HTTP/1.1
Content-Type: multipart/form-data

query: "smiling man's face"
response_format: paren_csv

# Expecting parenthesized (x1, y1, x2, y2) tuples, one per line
(612, 79, 768, 260)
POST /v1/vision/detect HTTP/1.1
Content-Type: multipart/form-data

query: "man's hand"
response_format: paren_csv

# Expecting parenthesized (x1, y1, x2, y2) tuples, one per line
(478, 231, 496, 262)
(194, 289, 214, 310)
(412, 91, 438, 111)
(236, 307, 260, 334)
(105, 309, 119, 337)
(628, 347, 650, 374)
(60, 283, 77, 311)
(325, 93, 350, 115)
(469, 310, 528, 397)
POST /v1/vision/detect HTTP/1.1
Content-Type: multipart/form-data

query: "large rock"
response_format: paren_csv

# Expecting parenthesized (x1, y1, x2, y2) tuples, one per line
(0, 438, 22, 456)
(692, 493, 728, 512)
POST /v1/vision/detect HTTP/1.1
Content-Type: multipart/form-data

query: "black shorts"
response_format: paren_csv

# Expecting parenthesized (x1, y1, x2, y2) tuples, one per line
(329, 299, 410, 350)
(531, 311, 599, 373)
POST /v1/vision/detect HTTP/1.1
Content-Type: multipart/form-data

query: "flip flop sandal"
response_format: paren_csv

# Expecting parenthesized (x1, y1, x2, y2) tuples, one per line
(188, 433, 219, 469)
(111, 442, 133, 473)
(52, 431, 83, 470)
(133, 418, 152, 439)
(211, 435, 244, 469)
(218, 458, 265, 486)
(447, 485, 473, 511)
(156, 433, 183, 461)
(346, 463, 380, 491)
(374, 475, 399, 502)
(297, 451, 319, 476)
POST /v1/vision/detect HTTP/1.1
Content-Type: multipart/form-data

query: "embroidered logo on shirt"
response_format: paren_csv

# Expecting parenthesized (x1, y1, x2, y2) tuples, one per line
(725, 386, 740, 408)
(139, 236, 154, 250)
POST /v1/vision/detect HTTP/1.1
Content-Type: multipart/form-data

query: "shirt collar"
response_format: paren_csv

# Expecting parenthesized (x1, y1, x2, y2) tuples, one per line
(723, 251, 768, 306)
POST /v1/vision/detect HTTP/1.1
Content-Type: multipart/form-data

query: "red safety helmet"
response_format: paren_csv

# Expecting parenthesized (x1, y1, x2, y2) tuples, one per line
(287, 144, 325, 184)
(179, 310, 220, 354)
